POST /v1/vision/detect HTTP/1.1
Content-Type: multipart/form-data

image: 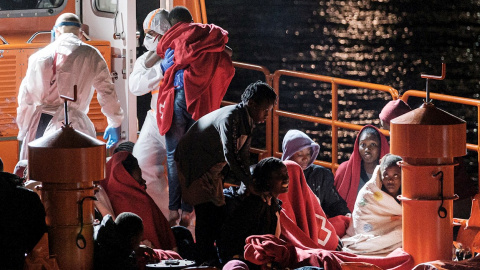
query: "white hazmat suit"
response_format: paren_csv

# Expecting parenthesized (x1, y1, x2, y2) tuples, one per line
(16, 32, 124, 159)
(130, 8, 170, 217)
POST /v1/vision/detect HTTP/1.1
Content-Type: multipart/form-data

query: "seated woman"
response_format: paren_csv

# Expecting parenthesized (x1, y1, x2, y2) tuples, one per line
(278, 160, 341, 251)
(282, 129, 350, 217)
(334, 125, 389, 212)
(282, 129, 351, 237)
(100, 151, 176, 251)
(341, 154, 403, 256)
(217, 157, 289, 268)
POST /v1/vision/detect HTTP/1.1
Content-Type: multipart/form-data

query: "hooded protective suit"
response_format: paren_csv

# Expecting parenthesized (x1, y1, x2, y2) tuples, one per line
(281, 129, 350, 217)
(129, 8, 171, 217)
(16, 33, 124, 159)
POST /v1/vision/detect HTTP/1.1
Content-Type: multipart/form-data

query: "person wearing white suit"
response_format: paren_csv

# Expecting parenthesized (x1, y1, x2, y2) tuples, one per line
(16, 13, 124, 159)
(129, 8, 172, 218)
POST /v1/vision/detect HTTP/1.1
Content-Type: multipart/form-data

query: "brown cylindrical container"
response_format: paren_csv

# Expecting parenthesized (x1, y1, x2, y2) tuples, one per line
(28, 125, 105, 270)
(391, 103, 466, 265)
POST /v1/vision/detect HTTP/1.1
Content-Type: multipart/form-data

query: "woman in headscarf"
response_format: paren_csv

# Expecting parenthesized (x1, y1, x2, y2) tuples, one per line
(100, 151, 176, 251)
(334, 125, 389, 212)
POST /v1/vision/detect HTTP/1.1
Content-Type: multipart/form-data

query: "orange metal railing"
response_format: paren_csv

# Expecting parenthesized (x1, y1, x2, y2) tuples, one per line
(271, 69, 399, 172)
(401, 90, 480, 179)
(229, 61, 402, 170)
(231, 61, 479, 178)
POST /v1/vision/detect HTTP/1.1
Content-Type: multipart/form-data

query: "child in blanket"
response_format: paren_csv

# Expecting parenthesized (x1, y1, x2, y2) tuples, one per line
(341, 154, 403, 256)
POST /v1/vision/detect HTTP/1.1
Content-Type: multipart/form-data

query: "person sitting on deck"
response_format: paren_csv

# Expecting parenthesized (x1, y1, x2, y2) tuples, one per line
(100, 151, 176, 251)
(95, 141, 136, 221)
(175, 81, 277, 266)
(278, 160, 341, 251)
(281, 129, 351, 237)
(0, 172, 47, 270)
(217, 157, 289, 269)
(341, 154, 403, 256)
(334, 125, 389, 212)
(94, 212, 182, 270)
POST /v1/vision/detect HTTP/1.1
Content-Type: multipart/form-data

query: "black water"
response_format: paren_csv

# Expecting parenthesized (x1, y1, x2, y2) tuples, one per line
(206, 0, 480, 181)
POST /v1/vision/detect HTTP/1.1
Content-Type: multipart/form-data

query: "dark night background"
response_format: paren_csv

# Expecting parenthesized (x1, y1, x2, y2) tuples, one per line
(138, 0, 479, 181)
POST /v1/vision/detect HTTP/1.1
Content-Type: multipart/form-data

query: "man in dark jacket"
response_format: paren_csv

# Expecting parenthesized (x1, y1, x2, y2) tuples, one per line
(175, 81, 277, 266)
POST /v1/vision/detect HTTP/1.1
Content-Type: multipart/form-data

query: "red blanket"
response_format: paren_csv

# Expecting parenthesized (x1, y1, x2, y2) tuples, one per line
(334, 125, 390, 211)
(278, 161, 339, 251)
(244, 234, 414, 270)
(156, 22, 235, 135)
(102, 151, 176, 250)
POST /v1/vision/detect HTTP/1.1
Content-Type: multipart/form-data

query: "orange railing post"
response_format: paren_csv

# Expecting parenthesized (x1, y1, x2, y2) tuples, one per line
(331, 81, 339, 172)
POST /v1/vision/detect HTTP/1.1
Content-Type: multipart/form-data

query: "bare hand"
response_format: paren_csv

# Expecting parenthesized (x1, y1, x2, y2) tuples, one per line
(136, 245, 160, 264)
(260, 192, 273, 206)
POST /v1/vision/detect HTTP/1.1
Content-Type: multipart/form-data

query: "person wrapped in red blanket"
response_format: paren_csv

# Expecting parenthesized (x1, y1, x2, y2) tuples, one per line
(281, 129, 352, 237)
(155, 6, 235, 227)
(278, 160, 341, 251)
(334, 125, 390, 212)
(100, 151, 176, 251)
(155, 16, 235, 134)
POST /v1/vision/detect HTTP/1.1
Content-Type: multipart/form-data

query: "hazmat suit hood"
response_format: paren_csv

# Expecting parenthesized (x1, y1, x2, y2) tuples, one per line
(143, 9, 171, 51)
(143, 8, 171, 35)
(281, 129, 320, 169)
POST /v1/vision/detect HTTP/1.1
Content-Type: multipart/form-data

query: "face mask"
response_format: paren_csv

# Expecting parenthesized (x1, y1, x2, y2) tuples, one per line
(144, 33, 160, 52)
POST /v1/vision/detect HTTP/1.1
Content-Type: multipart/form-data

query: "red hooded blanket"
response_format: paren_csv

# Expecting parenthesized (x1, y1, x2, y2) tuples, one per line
(278, 160, 339, 251)
(334, 125, 390, 211)
(156, 22, 235, 135)
(102, 151, 176, 250)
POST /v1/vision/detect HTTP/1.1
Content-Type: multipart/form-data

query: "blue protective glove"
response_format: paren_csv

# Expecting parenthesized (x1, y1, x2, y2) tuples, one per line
(160, 48, 174, 74)
(174, 69, 184, 90)
(103, 126, 121, 149)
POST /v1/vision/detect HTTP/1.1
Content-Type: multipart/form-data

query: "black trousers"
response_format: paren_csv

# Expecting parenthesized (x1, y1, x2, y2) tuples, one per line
(194, 201, 225, 265)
